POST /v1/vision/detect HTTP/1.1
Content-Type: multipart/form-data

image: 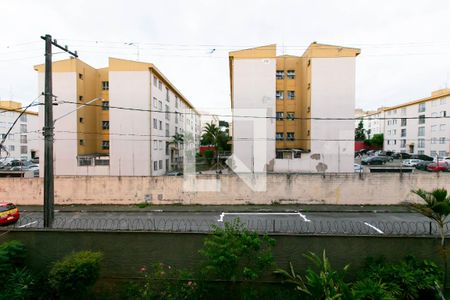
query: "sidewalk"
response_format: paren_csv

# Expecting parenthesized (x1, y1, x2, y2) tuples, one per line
(19, 204, 413, 213)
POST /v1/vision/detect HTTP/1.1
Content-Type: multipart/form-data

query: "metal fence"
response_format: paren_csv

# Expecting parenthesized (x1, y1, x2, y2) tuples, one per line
(5, 215, 450, 236)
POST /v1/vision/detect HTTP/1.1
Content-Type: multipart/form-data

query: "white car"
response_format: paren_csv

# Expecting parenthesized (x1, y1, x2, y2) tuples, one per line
(402, 159, 423, 167)
(354, 164, 364, 172)
(433, 156, 450, 163)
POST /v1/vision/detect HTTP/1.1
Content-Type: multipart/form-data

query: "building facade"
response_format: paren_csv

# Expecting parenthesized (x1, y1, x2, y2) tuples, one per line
(34, 58, 200, 176)
(360, 89, 450, 157)
(0, 101, 39, 161)
(229, 42, 360, 173)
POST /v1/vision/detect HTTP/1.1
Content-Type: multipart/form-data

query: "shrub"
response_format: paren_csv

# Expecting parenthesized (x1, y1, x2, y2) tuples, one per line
(48, 251, 103, 299)
(200, 219, 275, 282)
(275, 250, 351, 300)
(0, 240, 26, 276)
(0, 267, 36, 300)
(352, 278, 395, 300)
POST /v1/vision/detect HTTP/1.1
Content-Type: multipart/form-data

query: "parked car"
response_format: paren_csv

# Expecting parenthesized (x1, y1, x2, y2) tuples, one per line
(427, 162, 449, 172)
(366, 150, 376, 156)
(166, 171, 183, 176)
(392, 153, 412, 159)
(385, 151, 395, 157)
(410, 154, 434, 161)
(433, 156, 450, 163)
(402, 159, 423, 167)
(0, 202, 20, 226)
(354, 164, 363, 172)
(415, 161, 433, 171)
(361, 156, 385, 165)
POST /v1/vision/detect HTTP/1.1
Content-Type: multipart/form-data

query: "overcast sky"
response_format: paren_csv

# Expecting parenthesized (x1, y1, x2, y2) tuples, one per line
(1, 0, 449, 114)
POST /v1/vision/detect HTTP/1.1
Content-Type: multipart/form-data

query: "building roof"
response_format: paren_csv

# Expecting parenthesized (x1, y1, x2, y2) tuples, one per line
(0, 101, 38, 116)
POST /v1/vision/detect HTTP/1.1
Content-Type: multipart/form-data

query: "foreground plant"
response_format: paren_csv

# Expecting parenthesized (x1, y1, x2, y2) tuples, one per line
(410, 188, 450, 291)
(275, 250, 351, 300)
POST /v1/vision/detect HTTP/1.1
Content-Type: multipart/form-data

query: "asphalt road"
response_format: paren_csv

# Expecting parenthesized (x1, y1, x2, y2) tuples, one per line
(4, 211, 443, 236)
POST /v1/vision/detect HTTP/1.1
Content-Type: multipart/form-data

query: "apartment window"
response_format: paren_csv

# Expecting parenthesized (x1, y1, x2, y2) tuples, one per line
(307, 59, 311, 66)
(165, 105, 170, 120)
(431, 137, 437, 144)
(102, 141, 110, 150)
(276, 70, 284, 80)
(276, 112, 284, 120)
(20, 114, 27, 122)
(387, 130, 391, 136)
(432, 125, 438, 132)
(153, 97, 158, 108)
(288, 91, 295, 100)
(276, 132, 284, 140)
(102, 101, 109, 110)
(287, 70, 295, 79)
(165, 123, 169, 137)
(175, 113, 179, 124)
(20, 146, 27, 154)
(166, 88, 169, 102)
(175, 97, 179, 108)
(79, 117, 84, 123)
(159, 160, 163, 170)
(153, 161, 158, 171)
(79, 96, 83, 102)
(153, 118, 158, 129)
(418, 127, 425, 136)
(441, 111, 447, 117)
(287, 112, 295, 120)
(78, 73, 83, 80)
(287, 132, 295, 140)
(418, 139, 425, 148)
(159, 120, 162, 130)
(159, 140, 163, 150)
(79, 139, 85, 146)
(20, 135, 27, 144)
(158, 80, 162, 90)
(430, 150, 437, 157)
(440, 124, 446, 131)
(102, 121, 109, 130)
(158, 101, 162, 111)
(441, 98, 447, 105)
(393, 129, 396, 135)
(175, 126, 178, 134)
(153, 76, 157, 87)
(102, 81, 109, 91)
(439, 137, 446, 144)
(276, 151, 283, 159)
(307, 130, 310, 136)
(276, 91, 284, 100)
(418, 114, 425, 124)
(401, 129, 406, 137)
(9, 145, 15, 151)
(20, 124, 27, 133)
(418, 150, 425, 155)
(400, 139, 406, 148)
(439, 151, 448, 157)
(418, 103, 426, 112)
(401, 108, 406, 115)
(153, 140, 158, 150)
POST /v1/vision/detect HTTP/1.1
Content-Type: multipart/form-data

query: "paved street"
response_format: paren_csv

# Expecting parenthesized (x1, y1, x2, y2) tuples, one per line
(4, 210, 443, 236)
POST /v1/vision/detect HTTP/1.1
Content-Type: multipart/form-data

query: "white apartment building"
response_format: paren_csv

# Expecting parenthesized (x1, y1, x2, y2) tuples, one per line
(229, 42, 360, 173)
(35, 58, 201, 176)
(360, 89, 450, 157)
(0, 101, 39, 161)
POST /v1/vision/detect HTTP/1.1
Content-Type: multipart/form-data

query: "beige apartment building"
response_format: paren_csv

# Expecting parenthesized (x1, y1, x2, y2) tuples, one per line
(34, 57, 201, 176)
(229, 42, 360, 173)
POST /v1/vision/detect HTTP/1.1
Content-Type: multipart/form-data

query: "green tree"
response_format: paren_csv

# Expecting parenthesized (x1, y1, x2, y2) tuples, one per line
(170, 133, 184, 171)
(365, 133, 384, 148)
(410, 188, 450, 291)
(355, 120, 366, 141)
(201, 122, 230, 151)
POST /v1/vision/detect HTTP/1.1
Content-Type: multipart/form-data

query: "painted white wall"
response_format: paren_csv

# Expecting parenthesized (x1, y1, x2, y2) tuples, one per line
(309, 57, 356, 173)
(109, 71, 151, 176)
(232, 58, 276, 172)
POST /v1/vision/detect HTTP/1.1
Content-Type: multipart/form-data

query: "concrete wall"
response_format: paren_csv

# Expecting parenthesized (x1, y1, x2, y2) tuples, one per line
(0, 231, 444, 284)
(1, 173, 450, 205)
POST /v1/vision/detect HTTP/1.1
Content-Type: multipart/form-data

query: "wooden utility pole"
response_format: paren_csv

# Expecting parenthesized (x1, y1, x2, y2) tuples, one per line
(41, 34, 77, 228)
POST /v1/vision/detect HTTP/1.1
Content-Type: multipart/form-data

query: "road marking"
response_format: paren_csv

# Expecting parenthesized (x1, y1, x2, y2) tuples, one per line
(18, 221, 38, 228)
(217, 212, 311, 222)
(364, 222, 384, 234)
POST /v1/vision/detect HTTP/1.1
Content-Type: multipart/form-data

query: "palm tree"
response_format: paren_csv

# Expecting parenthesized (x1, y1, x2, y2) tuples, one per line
(201, 123, 220, 147)
(170, 133, 184, 170)
(410, 188, 450, 290)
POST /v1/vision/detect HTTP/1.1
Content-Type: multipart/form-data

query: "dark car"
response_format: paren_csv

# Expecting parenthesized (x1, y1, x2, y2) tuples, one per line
(361, 156, 385, 165)
(392, 153, 412, 159)
(410, 154, 434, 161)
(415, 161, 432, 171)
(0, 202, 20, 226)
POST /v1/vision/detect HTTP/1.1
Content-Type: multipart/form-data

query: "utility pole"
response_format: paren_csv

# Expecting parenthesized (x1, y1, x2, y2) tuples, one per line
(41, 34, 77, 228)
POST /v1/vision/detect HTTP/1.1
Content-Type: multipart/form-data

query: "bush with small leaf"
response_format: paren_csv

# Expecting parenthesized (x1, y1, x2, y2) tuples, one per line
(48, 251, 103, 299)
